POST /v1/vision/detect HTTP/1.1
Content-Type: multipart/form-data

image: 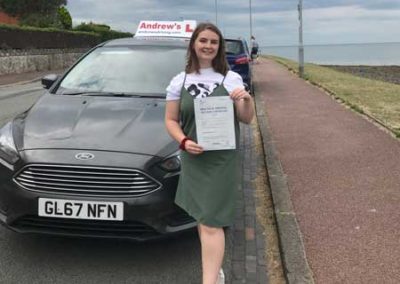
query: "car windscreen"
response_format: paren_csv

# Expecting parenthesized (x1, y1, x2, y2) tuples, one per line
(225, 40, 244, 55)
(57, 45, 186, 96)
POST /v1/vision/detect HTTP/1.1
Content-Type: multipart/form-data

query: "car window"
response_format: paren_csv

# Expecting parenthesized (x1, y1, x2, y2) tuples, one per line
(58, 45, 186, 96)
(225, 41, 244, 55)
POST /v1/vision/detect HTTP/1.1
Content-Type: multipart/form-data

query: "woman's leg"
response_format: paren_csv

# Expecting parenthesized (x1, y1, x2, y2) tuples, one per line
(198, 223, 225, 284)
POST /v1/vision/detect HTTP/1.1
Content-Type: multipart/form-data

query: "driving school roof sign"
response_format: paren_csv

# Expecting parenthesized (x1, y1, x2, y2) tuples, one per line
(135, 20, 197, 38)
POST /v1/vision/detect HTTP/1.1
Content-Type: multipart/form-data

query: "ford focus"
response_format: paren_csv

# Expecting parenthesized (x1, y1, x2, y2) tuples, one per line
(0, 37, 197, 241)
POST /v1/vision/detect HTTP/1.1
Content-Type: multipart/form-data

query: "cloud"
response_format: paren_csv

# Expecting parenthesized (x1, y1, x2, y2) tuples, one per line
(305, 5, 400, 21)
(302, 5, 400, 44)
(66, 0, 400, 46)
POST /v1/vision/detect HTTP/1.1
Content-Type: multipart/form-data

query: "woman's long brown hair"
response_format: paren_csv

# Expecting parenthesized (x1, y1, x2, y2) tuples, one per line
(185, 23, 229, 75)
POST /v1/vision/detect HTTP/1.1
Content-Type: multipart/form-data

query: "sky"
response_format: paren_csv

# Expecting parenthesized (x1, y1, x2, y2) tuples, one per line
(66, 0, 400, 47)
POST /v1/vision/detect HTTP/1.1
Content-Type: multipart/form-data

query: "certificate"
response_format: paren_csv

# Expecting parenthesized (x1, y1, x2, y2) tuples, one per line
(194, 96, 236, 151)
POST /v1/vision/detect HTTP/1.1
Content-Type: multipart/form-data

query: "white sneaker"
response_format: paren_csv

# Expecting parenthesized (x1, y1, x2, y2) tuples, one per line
(216, 268, 225, 284)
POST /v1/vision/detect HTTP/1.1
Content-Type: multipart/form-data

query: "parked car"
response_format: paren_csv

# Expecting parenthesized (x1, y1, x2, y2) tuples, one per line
(0, 37, 197, 241)
(225, 38, 253, 93)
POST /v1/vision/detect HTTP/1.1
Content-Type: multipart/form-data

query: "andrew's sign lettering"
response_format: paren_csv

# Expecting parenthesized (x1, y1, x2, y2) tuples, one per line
(135, 20, 196, 38)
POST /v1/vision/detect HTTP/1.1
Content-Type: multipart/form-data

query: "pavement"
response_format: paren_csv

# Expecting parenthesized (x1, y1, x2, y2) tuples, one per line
(3, 59, 399, 284)
(253, 58, 400, 284)
(227, 121, 271, 283)
(0, 69, 65, 86)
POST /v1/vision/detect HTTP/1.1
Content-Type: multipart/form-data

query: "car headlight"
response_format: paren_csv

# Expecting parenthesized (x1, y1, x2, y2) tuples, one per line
(0, 122, 19, 164)
(158, 150, 181, 172)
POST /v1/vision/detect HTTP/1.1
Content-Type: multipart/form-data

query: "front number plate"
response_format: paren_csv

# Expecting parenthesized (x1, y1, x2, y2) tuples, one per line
(38, 198, 124, 221)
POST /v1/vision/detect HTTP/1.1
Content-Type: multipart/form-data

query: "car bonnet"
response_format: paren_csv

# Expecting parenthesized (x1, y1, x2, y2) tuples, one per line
(17, 94, 177, 158)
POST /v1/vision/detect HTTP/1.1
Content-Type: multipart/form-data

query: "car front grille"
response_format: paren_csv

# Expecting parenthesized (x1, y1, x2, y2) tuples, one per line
(14, 165, 161, 196)
(12, 216, 161, 240)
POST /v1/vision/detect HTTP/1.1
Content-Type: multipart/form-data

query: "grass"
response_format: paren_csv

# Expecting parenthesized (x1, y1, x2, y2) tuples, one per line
(265, 55, 400, 136)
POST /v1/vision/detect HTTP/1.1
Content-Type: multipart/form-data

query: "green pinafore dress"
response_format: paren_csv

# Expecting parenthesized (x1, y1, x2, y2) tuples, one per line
(175, 74, 241, 227)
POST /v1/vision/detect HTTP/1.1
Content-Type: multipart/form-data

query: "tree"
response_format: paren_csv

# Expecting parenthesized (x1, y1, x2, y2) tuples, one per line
(57, 6, 72, 30)
(0, 0, 20, 16)
(0, 0, 67, 17)
(0, 0, 69, 28)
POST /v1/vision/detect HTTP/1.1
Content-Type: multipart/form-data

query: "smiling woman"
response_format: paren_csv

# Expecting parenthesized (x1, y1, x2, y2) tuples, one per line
(165, 22, 254, 284)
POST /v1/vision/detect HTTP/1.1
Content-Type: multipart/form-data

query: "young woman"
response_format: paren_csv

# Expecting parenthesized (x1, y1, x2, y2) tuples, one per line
(165, 23, 254, 284)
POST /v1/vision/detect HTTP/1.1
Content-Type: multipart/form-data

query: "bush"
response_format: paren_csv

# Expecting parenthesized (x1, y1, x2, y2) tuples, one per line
(19, 13, 56, 28)
(0, 23, 95, 35)
(74, 22, 133, 42)
(0, 23, 101, 49)
(74, 22, 110, 33)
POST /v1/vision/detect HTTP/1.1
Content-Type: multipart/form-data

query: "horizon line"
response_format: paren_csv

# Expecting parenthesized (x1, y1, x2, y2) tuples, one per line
(261, 41, 400, 48)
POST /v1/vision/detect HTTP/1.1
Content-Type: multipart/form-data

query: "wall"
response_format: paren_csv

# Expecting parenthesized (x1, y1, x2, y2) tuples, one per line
(0, 48, 89, 75)
(0, 11, 18, 25)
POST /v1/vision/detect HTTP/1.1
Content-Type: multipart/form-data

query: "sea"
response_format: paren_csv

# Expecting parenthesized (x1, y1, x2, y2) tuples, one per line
(260, 42, 400, 66)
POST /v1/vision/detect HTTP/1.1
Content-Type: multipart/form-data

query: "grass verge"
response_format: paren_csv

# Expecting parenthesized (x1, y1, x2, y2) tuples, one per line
(265, 55, 400, 137)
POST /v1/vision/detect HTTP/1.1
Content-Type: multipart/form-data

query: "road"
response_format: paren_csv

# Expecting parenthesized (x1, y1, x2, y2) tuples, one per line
(0, 82, 203, 284)
(0, 82, 43, 126)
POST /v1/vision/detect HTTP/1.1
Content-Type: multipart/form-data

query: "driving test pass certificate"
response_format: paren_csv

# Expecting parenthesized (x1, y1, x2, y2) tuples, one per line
(194, 96, 236, 151)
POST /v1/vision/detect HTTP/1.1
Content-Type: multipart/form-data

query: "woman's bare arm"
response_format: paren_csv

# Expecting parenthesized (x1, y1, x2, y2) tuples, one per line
(165, 101, 203, 154)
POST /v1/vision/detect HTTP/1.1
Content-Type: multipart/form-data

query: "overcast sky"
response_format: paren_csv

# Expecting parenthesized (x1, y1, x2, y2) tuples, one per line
(66, 0, 400, 47)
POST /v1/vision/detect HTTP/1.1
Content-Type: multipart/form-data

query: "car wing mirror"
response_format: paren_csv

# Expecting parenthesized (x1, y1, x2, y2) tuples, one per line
(41, 74, 59, 89)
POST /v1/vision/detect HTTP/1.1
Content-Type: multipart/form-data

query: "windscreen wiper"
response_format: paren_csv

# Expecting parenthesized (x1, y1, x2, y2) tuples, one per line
(61, 91, 138, 97)
(61, 91, 165, 98)
(61, 91, 110, 96)
(84, 92, 165, 98)
(85, 92, 140, 97)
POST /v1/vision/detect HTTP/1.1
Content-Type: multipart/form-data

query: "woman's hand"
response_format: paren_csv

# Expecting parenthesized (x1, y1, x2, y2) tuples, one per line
(184, 140, 204, 155)
(230, 87, 255, 124)
(230, 87, 251, 102)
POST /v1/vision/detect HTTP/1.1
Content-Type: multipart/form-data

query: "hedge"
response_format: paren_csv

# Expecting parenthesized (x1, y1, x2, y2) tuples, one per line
(0, 23, 132, 49)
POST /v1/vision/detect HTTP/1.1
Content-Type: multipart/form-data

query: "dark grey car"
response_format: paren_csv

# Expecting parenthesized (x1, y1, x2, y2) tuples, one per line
(0, 37, 197, 241)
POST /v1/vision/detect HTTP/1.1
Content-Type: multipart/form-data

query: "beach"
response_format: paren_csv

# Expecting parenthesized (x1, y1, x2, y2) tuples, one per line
(323, 65, 400, 85)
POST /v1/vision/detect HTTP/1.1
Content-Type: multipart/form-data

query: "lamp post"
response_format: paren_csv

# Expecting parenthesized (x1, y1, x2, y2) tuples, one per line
(249, 0, 253, 44)
(215, 0, 218, 27)
(298, 0, 304, 78)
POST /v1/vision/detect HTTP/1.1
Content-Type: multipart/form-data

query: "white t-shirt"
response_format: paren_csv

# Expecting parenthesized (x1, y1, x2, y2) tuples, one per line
(166, 68, 244, 101)
(251, 39, 259, 49)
